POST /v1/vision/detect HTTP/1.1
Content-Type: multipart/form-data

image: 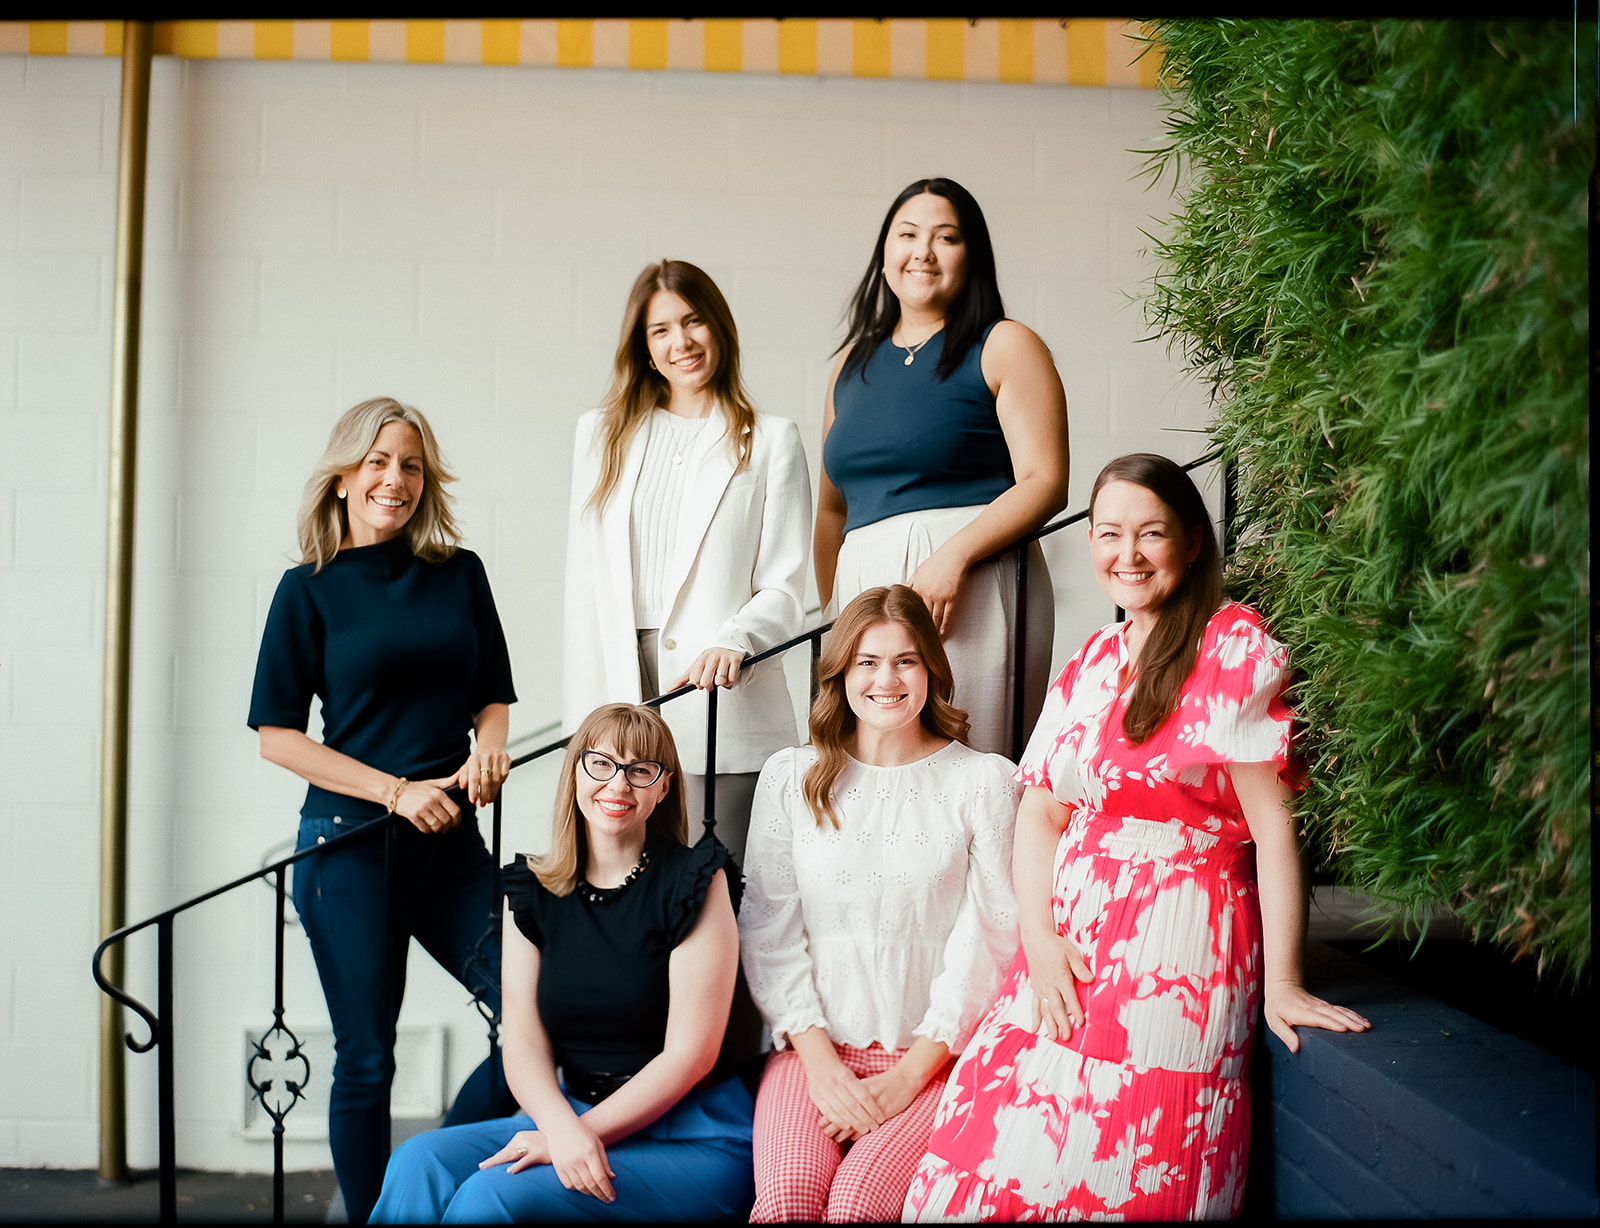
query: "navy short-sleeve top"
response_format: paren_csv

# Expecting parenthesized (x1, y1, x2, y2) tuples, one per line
(825, 321, 1013, 535)
(247, 537, 517, 821)
(503, 835, 739, 1082)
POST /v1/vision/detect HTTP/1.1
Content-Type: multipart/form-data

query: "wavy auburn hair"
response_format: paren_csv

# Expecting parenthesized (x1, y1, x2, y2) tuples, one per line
(586, 260, 757, 512)
(1091, 454, 1223, 744)
(528, 703, 689, 897)
(295, 397, 461, 572)
(803, 586, 970, 828)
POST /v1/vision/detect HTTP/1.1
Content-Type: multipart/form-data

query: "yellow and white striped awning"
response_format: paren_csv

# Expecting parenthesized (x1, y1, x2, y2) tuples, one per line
(0, 19, 1161, 87)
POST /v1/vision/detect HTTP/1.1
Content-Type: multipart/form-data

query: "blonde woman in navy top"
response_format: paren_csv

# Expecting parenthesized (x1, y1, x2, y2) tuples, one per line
(249, 397, 517, 1225)
(816, 178, 1071, 757)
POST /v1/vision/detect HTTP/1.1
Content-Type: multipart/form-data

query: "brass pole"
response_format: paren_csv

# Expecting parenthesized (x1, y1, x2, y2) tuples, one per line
(99, 19, 153, 1185)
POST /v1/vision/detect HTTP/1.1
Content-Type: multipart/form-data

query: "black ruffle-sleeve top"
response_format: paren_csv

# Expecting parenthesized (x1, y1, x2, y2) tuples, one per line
(503, 834, 739, 1082)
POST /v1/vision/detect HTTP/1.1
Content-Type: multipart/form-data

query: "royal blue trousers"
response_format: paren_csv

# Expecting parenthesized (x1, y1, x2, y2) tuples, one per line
(293, 812, 515, 1226)
(368, 1077, 756, 1223)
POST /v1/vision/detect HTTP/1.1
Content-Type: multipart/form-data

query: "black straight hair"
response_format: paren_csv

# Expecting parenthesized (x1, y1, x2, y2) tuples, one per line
(835, 178, 1005, 385)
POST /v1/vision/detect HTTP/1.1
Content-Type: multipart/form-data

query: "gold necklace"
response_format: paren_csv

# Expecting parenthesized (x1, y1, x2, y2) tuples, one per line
(898, 332, 936, 366)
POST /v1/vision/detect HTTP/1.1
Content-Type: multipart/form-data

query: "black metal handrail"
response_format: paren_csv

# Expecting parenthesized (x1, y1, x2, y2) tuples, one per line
(91, 448, 1223, 1222)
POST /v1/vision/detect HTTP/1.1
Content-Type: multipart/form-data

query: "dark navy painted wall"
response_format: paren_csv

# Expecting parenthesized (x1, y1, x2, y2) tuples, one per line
(1261, 943, 1596, 1219)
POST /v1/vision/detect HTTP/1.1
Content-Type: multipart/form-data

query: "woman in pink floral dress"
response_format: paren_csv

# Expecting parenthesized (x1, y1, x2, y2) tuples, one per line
(904, 454, 1370, 1222)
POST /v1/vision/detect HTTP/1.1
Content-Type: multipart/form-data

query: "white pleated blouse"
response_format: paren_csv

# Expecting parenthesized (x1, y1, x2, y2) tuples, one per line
(629, 409, 712, 629)
(740, 741, 1021, 1054)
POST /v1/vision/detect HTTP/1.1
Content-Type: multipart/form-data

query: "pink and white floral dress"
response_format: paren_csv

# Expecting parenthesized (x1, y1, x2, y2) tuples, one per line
(903, 603, 1294, 1222)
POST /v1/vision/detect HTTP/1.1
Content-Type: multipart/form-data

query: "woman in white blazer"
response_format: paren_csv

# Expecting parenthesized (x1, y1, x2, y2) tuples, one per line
(564, 260, 812, 866)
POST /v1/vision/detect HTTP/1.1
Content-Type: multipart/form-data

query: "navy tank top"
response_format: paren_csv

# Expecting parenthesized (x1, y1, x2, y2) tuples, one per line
(825, 321, 1013, 535)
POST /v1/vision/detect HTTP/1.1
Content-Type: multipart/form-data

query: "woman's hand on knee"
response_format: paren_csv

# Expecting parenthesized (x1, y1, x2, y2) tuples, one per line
(856, 1069, 917, 1128)
(543, 1118, 616, 1203)
(858, 1038, 946, 1126)
(803, 1058, 887, 1141)
(479, 1129, 548, 1175)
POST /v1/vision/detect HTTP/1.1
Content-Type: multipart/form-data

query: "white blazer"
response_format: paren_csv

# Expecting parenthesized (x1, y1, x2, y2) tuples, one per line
(563, 406, 813, 774)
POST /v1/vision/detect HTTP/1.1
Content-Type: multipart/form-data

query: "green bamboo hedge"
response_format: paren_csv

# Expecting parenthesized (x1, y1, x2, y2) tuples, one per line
(1142, 20, 1591, 976)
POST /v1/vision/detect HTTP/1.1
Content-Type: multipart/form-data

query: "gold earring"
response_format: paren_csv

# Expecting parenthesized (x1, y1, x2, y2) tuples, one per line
(649, 359, 658, 371)
(336, 487, 347, 500)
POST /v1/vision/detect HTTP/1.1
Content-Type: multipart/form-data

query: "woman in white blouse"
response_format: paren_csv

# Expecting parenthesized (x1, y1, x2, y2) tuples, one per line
(740, 585, 1019, 1223)
(564, 260, 812, 864)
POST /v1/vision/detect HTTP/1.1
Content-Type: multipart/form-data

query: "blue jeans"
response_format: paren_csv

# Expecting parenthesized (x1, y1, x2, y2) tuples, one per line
(368, 1077, 756, 1223)
(293, 812, 514, 1226)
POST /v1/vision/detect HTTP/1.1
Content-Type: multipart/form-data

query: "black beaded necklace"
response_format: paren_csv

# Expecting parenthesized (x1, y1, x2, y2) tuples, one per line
(580, 843, 652, 904)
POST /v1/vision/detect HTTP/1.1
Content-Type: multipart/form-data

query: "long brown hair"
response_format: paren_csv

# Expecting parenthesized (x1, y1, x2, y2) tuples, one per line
(1090, 454, 1223, 744)
(529, 703, 688, 896)
(586, 260, 757, 511)
(295, 397, 461, 572)
(803, 586, 970, 828)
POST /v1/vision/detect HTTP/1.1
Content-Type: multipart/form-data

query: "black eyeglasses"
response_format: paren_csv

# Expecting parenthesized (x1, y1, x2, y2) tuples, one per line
(580, 751, 666, 789)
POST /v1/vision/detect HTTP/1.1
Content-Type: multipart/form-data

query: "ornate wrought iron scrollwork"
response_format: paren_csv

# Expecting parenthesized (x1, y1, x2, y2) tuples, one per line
(91, 935, 161, 1054)
(247, 1020, 311, 1129)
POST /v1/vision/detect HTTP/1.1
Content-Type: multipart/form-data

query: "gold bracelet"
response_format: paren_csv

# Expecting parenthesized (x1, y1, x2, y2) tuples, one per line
(386, 777, 408, 814)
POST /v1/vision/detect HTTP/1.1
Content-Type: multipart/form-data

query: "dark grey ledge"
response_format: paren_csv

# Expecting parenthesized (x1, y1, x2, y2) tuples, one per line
(1264, 941, 1596, 1219)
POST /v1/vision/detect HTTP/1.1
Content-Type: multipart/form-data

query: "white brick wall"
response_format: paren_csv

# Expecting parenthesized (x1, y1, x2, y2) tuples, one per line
(0, 52, 1215, 1171)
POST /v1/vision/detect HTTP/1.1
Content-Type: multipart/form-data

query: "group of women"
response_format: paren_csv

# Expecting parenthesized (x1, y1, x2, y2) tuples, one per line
(249, 177, 1369, 1224)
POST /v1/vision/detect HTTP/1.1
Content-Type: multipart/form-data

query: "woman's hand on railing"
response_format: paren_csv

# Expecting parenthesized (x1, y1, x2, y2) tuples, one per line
(455, 747, 511, 805)
(670, 645, 745, 691)
(394, 778, 462, 834)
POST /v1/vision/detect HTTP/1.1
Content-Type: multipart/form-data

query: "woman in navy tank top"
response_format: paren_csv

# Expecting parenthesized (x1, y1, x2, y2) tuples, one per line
(817, 179, 1071, 758)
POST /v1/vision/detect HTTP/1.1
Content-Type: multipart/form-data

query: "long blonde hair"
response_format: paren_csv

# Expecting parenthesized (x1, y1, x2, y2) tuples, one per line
(803, 586, 970, 828)
(586, 260, 757, 511)
(530, 704, 689, 896)
(295, 397, 461, 571)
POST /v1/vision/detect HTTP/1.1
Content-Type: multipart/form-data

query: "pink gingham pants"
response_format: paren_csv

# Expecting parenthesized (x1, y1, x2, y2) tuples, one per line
(750, 1042, 951, 1223)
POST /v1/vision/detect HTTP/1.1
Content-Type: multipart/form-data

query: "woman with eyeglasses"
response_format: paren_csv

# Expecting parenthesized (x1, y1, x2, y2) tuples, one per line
(369, 703, 755, 1224)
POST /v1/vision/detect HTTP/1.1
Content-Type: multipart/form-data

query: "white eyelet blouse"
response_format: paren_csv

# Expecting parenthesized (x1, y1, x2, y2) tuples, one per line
(739, 740, 1020, 1054)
